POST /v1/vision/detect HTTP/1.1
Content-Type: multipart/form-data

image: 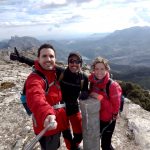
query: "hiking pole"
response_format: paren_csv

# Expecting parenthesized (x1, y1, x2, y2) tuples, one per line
(24, 122, 55, 150)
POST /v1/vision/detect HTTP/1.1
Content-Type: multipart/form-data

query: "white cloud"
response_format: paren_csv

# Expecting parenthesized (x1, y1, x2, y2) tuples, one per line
(0, 0, 150, 40)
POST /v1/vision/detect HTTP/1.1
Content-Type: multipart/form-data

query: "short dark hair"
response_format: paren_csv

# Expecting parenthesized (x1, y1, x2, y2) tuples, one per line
(68, 52, 82, 65)
(37, 43, 56, 57)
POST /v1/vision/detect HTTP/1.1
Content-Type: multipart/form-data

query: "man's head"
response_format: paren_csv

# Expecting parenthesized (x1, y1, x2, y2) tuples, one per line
(38, 44, 56, 70)
(68, 52, 82, 73)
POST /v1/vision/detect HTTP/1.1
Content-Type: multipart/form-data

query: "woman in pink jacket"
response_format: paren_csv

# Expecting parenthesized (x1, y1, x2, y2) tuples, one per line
(89, 56, 122, 150)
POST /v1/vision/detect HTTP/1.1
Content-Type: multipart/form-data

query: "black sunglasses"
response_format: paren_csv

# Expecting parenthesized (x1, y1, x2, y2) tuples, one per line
(69, 59, 81, 64)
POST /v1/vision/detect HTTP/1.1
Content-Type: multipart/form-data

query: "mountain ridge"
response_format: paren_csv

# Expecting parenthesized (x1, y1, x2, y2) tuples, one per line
(0, 26, 150, 66)
(0, 26, 150, 89)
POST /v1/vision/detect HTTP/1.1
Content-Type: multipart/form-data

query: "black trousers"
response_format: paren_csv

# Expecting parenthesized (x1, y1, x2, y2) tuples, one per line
(39, 133, 61, 150)
(100, 120, 116, 150)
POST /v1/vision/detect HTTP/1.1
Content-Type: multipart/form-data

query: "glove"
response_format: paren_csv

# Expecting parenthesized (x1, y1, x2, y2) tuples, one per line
(10, 53, 18, 61)
(10, 47, 20, 61)
(79, 91, 89, 100)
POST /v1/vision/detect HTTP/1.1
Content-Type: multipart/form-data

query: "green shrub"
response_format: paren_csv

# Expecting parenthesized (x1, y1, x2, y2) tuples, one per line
(118, 81, 150, 112)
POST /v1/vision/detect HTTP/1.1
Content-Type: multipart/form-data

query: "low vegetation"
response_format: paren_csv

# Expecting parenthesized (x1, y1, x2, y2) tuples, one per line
(0, 82, 15, 90)
(119, 81, 150, 111)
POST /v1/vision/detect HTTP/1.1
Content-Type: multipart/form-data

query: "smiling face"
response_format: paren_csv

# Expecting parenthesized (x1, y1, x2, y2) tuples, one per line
(68, 55, 82, 73)
(38, 48, 56, 70)
(92, 57, 110, 80)
(93, 62, 107, 80)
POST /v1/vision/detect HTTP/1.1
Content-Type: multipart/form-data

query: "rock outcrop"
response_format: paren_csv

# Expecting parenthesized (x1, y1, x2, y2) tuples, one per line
(122, 99, 150, 150)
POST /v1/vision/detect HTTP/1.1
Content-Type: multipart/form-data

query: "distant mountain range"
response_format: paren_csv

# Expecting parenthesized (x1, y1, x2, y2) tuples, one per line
(0, 36, 41, 50)
(57, 26, 150, 67)
(0, 26, 150, 89)
(0, 26, 150, 67)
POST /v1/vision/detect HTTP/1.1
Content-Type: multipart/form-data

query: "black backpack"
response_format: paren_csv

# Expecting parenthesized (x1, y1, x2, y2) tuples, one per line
(105, 79, 124, 113)
(93, 78, 124, 113)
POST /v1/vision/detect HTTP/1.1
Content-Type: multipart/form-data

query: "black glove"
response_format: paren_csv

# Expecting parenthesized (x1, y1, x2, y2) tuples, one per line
(79, 91, 89, 100)
(10, 47, 20, 61)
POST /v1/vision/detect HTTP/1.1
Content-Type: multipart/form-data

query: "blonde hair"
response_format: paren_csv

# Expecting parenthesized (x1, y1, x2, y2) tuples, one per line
(91, 56, 110, 71)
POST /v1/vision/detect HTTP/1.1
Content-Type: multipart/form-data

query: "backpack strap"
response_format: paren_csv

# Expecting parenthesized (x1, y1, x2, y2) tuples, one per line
(106, 78, 113, 98)
(80, 71, 84, 90)
(80, 79, 84, 90)
(57, 69, 84, 90)
(58, 72, 64, 82)
(33, 69, 49, 93)
(55, 65, 65, 80)
(21, 69, 49, 96)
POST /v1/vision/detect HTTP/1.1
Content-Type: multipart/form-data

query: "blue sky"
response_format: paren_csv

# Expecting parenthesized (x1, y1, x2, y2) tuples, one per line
(0, 0, 150, 40)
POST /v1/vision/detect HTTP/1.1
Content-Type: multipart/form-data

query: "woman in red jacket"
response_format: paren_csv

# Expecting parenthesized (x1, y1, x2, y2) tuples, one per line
(26, 44, 69, 150)
(89, 56, 122, 150)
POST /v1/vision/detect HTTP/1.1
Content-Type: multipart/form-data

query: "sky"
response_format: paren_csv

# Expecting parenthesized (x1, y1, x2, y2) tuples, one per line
(0, 0, 150, 40)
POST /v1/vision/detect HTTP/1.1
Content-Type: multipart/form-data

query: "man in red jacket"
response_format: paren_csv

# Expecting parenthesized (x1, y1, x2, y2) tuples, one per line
(25, 44, 69, 150)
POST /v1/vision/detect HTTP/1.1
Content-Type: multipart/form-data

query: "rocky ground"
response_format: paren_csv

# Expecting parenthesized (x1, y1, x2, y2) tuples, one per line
(0, 59, 141, 150)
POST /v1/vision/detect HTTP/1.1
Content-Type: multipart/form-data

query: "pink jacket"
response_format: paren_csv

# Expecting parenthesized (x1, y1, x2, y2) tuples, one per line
(89, 72, 122, 122)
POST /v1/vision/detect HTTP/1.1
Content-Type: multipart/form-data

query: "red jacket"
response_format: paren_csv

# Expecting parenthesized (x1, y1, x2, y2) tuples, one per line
(89, 72, 122, 122)
(26, 61, 69, 136)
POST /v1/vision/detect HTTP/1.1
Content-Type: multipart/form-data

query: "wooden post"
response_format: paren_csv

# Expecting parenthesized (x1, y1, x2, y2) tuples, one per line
(80, 98, 100, 150)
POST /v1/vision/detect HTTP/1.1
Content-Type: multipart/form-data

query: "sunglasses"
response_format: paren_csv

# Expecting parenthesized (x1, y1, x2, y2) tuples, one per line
(69, 59, 81, 64)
